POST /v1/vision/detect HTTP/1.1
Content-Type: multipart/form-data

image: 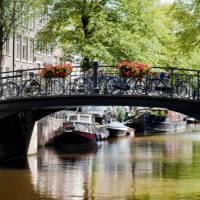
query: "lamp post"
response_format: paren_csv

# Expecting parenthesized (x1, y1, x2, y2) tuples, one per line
(92, 61, 99, 94)
(12, 31, 15, 76)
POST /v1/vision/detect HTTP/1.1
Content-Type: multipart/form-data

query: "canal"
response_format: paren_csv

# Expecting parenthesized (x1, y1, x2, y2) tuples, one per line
(1, 126, 200, 199)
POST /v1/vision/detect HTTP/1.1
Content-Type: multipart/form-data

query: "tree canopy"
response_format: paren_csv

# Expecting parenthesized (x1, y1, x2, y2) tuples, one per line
(36, 0, 200, 69)
(38, 0, 172, 68)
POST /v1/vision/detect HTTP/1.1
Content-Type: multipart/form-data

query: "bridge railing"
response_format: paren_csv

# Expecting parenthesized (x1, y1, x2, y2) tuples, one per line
(0, 64, 199, 101)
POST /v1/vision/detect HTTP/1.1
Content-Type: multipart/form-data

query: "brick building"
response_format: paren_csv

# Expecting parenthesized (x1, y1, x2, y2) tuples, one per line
(1, 14, 62, 73)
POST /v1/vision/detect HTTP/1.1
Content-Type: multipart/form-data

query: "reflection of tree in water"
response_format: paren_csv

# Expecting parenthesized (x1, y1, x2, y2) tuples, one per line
(5, 133, 199, 200)
(131, 138, 164, 178)
(129, 133, 200, 200)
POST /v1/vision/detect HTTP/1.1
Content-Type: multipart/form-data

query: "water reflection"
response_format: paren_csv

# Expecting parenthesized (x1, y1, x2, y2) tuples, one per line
(0, 158, 56, 200)
(1, 130, 200, 199)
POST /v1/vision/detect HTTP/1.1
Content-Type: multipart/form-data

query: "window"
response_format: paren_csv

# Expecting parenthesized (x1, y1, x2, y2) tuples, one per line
(54, 56, 59, 64)
(29, 39, 34, 62)
(29, 15, 35, 30)
(46, 44, 52, 55)
(5, 67, 10, 77)
(38, 15, 43, 24)
(16, 36, 21, 60)
(38, 14, 47, 25)
(37, 62, 42, 68)
(22, 37, 28, 61)
(4, 39, 10, 55)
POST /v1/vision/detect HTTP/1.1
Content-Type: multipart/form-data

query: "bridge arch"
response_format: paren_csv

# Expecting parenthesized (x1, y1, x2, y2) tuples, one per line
(0, 95, 199, 120)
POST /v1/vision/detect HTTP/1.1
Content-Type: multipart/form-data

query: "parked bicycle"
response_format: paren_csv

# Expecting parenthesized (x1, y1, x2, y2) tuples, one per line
(135, 72, 192, 98)
(155, 73, 192, 97)
(105, 76, 136, 95)
(72, 70, 110, 95)
(40, 77, 66, 96)
(0, 78, 20, 99)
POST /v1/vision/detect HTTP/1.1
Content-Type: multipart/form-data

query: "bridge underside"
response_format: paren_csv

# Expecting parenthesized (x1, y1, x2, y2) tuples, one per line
(0, 95, 199, 160)
(0, 95, 200, 119)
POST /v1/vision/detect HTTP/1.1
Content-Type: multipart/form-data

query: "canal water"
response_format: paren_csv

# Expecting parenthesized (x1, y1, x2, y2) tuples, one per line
(1, 126, 200, 199)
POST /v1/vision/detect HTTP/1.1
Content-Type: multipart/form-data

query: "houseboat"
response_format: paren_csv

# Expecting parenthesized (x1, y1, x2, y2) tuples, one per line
(125, 108, 186, 136)
(53, 114, 97, 148)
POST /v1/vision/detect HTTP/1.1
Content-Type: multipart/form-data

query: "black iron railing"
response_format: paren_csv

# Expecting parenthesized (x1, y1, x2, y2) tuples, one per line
(0, 64, 199, 101)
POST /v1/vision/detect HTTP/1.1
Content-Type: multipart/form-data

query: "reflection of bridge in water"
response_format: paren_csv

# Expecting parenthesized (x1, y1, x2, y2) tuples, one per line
(0, 133, 199, 199)
(0, 64, 200, 159)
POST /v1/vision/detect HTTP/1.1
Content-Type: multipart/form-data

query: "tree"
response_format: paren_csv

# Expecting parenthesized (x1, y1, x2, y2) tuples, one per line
(163, 0, 200, 69)
(0, 0, 36, 68)
(38, 0, 168, 69)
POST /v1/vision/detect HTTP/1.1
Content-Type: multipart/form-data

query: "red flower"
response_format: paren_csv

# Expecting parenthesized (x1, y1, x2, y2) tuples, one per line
(117, 61, 152, 78)
(39, 64, 73, 78)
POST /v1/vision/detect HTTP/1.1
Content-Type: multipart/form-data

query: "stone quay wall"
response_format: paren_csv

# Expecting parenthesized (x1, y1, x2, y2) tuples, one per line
(37, 116, 63, 146)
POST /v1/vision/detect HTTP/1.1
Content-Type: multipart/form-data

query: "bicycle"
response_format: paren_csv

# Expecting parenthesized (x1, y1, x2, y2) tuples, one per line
(134, 74, 163, 95)
(0, 78, 20, 99)
(105, 76, 136, 95)
(40, 77, 66, 96)
(4, 78, 41, 98)
(71, 70, 110, 95)
(155, 73, 192, 98)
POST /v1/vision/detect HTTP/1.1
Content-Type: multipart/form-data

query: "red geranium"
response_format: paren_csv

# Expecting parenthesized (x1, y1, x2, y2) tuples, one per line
(40, 64, 73, 78)
(117, 61, 152, 78)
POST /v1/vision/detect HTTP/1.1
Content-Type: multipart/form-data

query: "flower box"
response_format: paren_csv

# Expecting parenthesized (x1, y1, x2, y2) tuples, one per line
(117, 61, 152, 78)
(39, 64, 73, 78)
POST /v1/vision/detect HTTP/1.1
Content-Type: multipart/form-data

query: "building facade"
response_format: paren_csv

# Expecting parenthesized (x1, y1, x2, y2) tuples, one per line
(1, 14, 62, 73)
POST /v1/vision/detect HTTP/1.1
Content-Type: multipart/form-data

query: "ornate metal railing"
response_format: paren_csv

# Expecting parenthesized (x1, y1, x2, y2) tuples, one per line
(0, 64, 199, 101)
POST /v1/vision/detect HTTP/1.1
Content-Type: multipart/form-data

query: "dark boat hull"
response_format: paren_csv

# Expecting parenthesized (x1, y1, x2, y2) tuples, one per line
(53, 130, 97, 148)
(126, 117, 186, 136)
(108, 128, 127, 137)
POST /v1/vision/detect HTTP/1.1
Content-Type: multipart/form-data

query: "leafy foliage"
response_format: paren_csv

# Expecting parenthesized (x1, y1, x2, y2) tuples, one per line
(36, 0, 200, 69)
(38, 0, 173, 68)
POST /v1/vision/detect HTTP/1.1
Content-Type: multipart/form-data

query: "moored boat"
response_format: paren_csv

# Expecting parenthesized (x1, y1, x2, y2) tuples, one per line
(53, 114, 97, 148)
(106, 121, 135, 137)
(125, 108, 186, 136)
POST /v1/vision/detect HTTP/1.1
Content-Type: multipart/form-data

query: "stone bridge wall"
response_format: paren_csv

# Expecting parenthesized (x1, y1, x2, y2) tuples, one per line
(37, 116, 63, 146)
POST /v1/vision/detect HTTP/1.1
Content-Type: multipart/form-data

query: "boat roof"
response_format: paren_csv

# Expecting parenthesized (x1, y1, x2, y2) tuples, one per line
(67, 113, 95, 124)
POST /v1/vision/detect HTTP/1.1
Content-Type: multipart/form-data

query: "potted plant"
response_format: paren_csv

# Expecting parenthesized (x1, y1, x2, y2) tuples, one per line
(117, 61, 152, 78)
(39, 64, 73, 78)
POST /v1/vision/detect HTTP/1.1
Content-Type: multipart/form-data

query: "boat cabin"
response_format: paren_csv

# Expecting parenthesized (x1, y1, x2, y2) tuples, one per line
(67, 113, 95, 124)
(72, 122, 96, 134)
(61, 114, 96, 134)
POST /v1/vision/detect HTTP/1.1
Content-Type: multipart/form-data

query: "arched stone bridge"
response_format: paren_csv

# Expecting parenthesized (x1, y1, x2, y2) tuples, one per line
(0, 64, 199, 160)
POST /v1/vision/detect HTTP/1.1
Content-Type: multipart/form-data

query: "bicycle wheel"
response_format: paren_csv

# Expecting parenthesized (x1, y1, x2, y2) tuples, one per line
(135, 79, 145, 94)
(154, 79, 166, 96)
(105, 77, 122, 95)
(51, 79, 65, 95)
(176, 81, 190, 98)
(72, 77, 92, 95)
(2, 82, 18, 99)
(98, 76, 110, 94)
(23, 80, 41, 97)
(127, 78, 136, 95)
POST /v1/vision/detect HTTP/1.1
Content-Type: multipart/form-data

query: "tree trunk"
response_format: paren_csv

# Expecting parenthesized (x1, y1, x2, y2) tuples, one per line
(81, 57, 91, 71)
(81, 13, 92, 70)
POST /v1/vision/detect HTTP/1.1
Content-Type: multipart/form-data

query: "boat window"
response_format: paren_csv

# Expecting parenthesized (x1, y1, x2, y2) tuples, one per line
(69, 115, 78, 121)
(91, 125, 96, 134)
(75, 123, 87, 132)
(80, 115, 89, 122)
(86, 124, 95, 134)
